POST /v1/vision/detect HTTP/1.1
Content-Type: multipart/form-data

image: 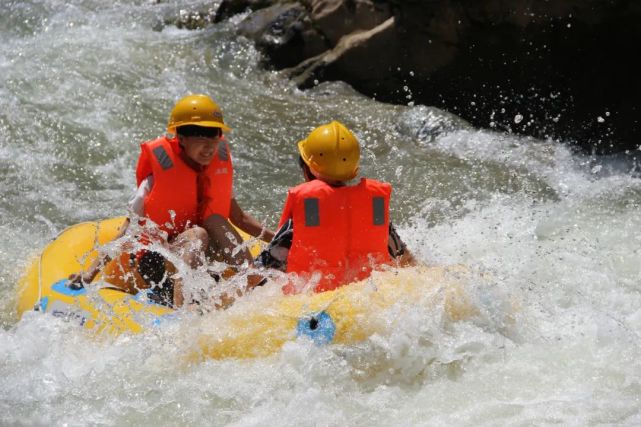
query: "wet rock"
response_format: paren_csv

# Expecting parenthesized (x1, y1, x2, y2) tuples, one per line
(378, 0, 641, 154)
(215, 0, 641, 154)
(310, 0, 391, 45)
(214, 0, 276, 23)
(285, 16, 398, 90)
(164, 7, 217, 30)
(238, 3, 328, 68)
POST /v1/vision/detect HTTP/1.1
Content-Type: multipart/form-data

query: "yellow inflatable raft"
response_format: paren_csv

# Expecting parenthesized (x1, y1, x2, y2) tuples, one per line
(17, 217, 487, 359)
(17, 217, 169, 334)
(189, 264, 483, 360)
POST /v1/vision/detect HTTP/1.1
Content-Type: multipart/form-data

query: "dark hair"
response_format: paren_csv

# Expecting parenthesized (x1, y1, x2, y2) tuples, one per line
(298, 155, 316, 181)
(297, 154, 306, 169)
(176, 125, 221, 138)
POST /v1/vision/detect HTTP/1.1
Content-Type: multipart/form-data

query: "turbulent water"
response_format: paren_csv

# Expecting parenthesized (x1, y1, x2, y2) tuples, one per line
(2, 0, 641, 425)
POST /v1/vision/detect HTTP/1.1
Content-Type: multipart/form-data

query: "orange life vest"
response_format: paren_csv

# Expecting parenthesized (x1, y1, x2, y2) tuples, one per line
(282, 178, 392, 293)
(137, 136, 233, 238)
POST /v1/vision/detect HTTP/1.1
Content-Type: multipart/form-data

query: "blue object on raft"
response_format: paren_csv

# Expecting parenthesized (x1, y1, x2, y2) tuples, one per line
(296, 311, 336, 345)
(51, 279, 87, 296)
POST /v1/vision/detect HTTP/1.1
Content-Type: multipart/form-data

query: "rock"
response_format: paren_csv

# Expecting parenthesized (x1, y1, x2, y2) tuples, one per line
(238, 3, 329, 69)
(310, 0, 391, 45)
(286, 16, 398, 90)
(215, 0, 641, 153)
(214, 0, 275, 23)
(391, 0, 641, 153)
(163, 7, 217, 30)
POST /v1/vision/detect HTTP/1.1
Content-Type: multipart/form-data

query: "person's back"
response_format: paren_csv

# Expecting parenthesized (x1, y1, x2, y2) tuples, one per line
(258, 120, 416, 294)
(285, 177, 392, 292)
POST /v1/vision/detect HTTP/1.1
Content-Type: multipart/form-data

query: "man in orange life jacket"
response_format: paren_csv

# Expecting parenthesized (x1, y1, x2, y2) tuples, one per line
(69, 94, 274, 307)
(256, 121, 416, 293)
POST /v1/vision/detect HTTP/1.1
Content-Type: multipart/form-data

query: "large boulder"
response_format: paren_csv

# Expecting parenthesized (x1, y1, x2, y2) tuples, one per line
(380, 0, 641, 153)
(285, 17, 399, 91)
(237, 3, 329, 68)
(216, 0, 641, 153)
(214, 0, 276, 22)
(310, 0, 391, 45)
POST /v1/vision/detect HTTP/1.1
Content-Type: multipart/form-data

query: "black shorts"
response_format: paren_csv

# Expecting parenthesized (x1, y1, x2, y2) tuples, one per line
(136, 251, 174, 307)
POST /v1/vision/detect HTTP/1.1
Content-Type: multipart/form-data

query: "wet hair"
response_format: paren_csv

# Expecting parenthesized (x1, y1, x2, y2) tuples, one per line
(176, 125, 221, 138)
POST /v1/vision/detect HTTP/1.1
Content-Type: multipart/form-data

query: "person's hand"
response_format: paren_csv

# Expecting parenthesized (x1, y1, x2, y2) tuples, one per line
(261, 228, 276, 243)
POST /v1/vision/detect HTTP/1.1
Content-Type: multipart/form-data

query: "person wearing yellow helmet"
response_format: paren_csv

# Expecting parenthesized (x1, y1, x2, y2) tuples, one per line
(256, 121, 416, 293)
(69, 94, 274, 307)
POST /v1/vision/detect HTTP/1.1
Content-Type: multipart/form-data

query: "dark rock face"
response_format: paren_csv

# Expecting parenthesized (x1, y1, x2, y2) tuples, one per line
(385, 0, 641, 154)
(216, 0, 641, 153)
(238, 3, 329, 68)
(160, 6, 218, 30)
(214, 0, 276, 22)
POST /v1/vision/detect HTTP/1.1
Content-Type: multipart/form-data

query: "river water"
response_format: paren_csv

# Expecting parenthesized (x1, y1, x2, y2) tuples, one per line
(1, 0, 641, 425)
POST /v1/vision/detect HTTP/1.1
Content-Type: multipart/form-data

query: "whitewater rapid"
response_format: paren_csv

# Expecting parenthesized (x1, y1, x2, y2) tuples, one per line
(1, 0, 640, 425)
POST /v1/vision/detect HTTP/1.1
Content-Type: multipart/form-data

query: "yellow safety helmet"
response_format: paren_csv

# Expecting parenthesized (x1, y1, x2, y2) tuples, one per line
(167, 94, 231, 134)
(298, 121, 360, 181)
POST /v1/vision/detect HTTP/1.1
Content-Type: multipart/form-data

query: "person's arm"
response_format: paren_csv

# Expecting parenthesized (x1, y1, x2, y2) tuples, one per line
(135, 144, 153, 185)
(388, 223, 417, 267)
(204, 213, 253, 265)
(228, 197, 275, 242)
(203, 212, 270, 309)
(210, 272, 267, 310)
(68, 219, 130, 286)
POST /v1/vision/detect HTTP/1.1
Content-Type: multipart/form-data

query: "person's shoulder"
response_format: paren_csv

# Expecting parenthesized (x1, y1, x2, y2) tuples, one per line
(360, 177, 392, 190)
(289, 179, 332, 194)
(141, 135, 175, 148)
(290, 180, 314, 192)
(360, 176, 389, 184)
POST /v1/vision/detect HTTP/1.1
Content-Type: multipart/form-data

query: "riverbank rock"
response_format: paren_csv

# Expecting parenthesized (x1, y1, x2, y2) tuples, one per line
(163, 6, 217, 30)
(214, 0, 641, 153)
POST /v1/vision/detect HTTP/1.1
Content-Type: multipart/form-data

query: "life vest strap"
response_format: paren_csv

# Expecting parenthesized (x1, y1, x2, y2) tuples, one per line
(152, 146, 174, 170)
(304, 198, 320, 227)
(217, 143, 229, 161)
(373, 196, 386, 225)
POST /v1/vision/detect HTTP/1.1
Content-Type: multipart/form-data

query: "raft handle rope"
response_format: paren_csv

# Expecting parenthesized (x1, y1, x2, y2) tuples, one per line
(36, 249, 44, 311)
